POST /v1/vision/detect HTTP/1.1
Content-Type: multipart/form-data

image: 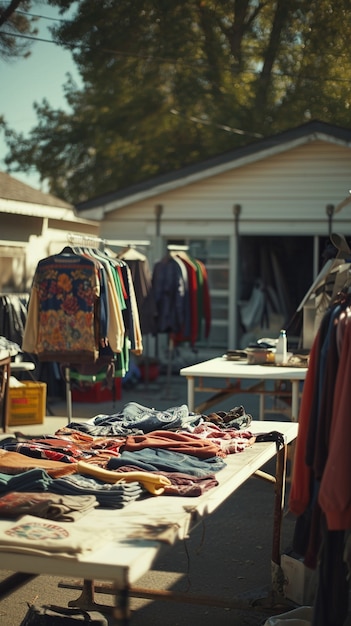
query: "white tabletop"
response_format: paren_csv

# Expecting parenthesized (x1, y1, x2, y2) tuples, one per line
(0, 420, 297, 588)
(180, 357, 307, 381)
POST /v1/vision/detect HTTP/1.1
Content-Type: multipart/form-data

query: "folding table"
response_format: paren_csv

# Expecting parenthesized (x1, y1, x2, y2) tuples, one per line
(180, 357, 307, 421)
(0, 420, 298, 624)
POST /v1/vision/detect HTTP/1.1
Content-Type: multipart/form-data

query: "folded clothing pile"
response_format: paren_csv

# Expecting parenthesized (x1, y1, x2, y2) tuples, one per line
(0, 491, 98, 522)
(50, 473, 144, 508)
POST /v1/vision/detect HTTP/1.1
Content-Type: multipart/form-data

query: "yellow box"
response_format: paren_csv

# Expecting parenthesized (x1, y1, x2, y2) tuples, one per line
(8, 381, 47, 426)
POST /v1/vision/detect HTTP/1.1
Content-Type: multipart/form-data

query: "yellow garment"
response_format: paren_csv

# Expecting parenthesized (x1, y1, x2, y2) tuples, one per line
(77, 460, 171, 496)
(22, 288, 39, 354)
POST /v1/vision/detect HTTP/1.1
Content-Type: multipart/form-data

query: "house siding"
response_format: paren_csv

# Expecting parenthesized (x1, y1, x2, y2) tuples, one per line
(99, 140, 351, 240)
(94, 133, 351, 348)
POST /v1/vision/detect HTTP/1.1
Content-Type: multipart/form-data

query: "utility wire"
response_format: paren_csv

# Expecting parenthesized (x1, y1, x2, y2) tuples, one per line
(1, 30, 351, 83)
(2, 4, 351, 64)
(3, 5, 351, 60)
(9, 9, 69, 23)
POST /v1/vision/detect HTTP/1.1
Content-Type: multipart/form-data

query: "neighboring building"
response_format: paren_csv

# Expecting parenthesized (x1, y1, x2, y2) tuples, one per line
(75, 120, 351, 349)
(0, 171, 99, 293)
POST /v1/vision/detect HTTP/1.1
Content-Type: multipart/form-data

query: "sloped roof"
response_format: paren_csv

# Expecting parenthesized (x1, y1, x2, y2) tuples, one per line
(0, 171, 98, 227)
(75, 120, 351, 217)
(0, 170, 72, 209)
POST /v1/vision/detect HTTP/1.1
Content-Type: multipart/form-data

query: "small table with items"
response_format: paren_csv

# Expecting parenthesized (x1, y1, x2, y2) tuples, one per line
(180, 357, 308, 421)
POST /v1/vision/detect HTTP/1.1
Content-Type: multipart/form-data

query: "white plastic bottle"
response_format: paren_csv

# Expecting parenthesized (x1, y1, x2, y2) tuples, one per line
(275, 329, 287, 365)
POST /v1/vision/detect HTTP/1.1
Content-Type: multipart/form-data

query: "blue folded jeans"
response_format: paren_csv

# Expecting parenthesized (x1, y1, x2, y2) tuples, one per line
(92, 402, 199, 434)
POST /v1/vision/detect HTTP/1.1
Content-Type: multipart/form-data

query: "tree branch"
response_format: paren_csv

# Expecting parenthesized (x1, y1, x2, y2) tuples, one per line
(0, 0, 24, 28)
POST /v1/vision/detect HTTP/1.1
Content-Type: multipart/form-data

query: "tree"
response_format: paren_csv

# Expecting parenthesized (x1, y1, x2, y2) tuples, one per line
(3, 0, 351, 203)
(0, 0, 39, 59)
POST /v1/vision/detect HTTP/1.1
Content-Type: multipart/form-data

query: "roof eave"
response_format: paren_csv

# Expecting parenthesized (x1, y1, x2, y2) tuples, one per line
(0, 198, 97, 225)
(82, 130, 351, 218)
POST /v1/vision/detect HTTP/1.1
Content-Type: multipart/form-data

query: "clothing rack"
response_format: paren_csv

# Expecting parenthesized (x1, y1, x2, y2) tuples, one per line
(64, 234, 108, 421)
(167, 244, 189, 252)
(65, 238, 154, 404)
(24, 236, 144, 423)
(106, 239, 151, 250)
(67, 233, 107, 249)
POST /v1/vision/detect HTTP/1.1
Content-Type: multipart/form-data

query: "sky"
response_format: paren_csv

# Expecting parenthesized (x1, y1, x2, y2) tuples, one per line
(0, 3, 80, 191)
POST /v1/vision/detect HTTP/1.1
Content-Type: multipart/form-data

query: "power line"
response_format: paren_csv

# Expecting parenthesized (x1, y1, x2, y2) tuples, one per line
(0, 29, 71, 47)
(15, 11, 68, 23)
(0, 5, 69, 23)
(2, 29, 351, 85)
(5, 6, 351, 62)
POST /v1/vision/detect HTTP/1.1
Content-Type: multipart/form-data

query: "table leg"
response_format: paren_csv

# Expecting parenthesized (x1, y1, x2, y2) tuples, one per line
(271, 441, 288, 596)
(65, 367, 73, 424)
(68, 579, 95, 608)
(187, 376, 195, 412)
(291, 381, 300, 421)
(272, 442, 287, 566)
(0, 357, 10, 432)
(259, 392, 265, 420)
(114, 585, 131, 625)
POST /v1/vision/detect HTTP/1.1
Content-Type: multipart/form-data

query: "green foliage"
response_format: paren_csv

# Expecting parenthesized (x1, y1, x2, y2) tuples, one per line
(4, 0, 351, 203)
(0, 1, 39, 60)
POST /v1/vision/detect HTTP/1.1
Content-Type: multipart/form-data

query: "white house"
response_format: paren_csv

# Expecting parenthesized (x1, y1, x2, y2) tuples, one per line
(0, 171, 99, 293)
(74, 120, 351, 349)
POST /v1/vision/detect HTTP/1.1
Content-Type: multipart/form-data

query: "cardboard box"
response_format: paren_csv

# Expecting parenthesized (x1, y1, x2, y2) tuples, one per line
(281, 553, 317, 605)
(8, 381, 47, 426)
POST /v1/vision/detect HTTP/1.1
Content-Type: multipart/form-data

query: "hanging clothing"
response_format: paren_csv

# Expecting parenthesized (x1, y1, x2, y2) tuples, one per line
(194, 258, 211, 341)
(290, 297, 351, 530)
(0, 293, 29, 346)
(118, 247, 158, 336)
(289, 290, 351, 626)
(22, 246, 143, 384)
(152, 250, 211, 346)
(318, 306, 351, 530)
(171, 251, 199, 345)
(23, 248, 101, 363)
(152, 254, 186, 335)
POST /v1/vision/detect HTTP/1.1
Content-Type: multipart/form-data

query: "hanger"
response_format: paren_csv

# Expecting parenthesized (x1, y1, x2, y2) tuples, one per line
(119, 247, 146, 261)
(59, 245, 77, 255)
(67, 233, 106, 251)
(330, 233, 351, 259)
